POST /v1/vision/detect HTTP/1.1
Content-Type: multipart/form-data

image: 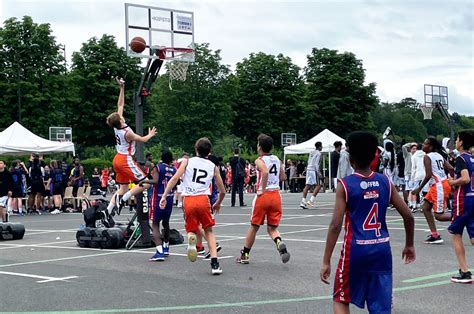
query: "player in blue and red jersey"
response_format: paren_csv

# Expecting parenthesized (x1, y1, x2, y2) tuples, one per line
(141, 149, 176, 261)
(321, 131, 415, 314)
(447, 129, 474, 283)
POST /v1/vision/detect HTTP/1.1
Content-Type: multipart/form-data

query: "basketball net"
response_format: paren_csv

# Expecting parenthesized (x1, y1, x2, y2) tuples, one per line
(168, 59, 190, 90)
(420, 105, 433, 120)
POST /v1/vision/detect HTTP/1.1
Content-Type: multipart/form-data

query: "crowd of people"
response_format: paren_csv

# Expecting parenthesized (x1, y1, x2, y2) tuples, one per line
(0, 154, 86, 218)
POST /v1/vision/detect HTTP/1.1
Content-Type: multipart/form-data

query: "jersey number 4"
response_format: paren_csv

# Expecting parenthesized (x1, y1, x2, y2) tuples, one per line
(363, 203, 381, 237)
(269, 164, 278, 175)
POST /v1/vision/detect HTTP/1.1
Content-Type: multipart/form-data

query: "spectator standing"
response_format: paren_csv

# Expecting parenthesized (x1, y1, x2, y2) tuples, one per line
(28, 153, 45, 214)
(337, 143, 353, 179)
(229, 148, 247, 207)
(0, 160, 13, 222)
(330, 141, 342, 190)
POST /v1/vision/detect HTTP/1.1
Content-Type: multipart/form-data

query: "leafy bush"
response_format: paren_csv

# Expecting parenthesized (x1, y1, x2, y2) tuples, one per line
(81, 158, 112, 177)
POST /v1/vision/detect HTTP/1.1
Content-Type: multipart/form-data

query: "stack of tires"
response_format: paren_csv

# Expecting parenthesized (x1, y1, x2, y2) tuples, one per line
(76, 226, 126, 249)
(0, 223, 25, 241)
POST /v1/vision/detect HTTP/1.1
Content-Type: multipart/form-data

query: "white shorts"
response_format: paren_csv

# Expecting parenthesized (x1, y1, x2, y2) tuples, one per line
(306, 170, 318, 185)
(413, 181, 430, 193)
(177, 183, 183, 193)
(0, 196, 8, 208)
(393, 176, 405, 187)
(406, 180, 416, 191)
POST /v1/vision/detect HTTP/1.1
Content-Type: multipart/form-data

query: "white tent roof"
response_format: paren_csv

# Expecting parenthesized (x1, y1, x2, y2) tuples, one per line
(284, 129, 345, 154)
(0, 122, 75, 156)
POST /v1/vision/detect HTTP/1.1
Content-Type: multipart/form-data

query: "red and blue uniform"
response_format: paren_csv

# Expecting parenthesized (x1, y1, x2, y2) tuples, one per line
(448, 152, 474, 238)
(150, 163, 176, 223)
(335, 171, 392, 313)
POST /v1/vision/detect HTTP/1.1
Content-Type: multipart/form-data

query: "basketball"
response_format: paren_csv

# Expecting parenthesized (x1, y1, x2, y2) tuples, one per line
(130, 36, 146, 53)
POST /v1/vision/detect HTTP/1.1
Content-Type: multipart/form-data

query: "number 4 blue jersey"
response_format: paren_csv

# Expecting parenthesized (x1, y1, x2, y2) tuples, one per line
(339, 171, 392, 272)
(150, 163, 176, 209)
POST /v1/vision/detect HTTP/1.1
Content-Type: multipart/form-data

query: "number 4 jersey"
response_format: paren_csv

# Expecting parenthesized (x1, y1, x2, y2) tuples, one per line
(181, 157, 215, 196)
(338, 172, 392, 272)
(334, 172, 392, 307)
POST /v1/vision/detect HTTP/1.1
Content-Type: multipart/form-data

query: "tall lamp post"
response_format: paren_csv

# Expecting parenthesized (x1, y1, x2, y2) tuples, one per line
(16, 44, 40, 124)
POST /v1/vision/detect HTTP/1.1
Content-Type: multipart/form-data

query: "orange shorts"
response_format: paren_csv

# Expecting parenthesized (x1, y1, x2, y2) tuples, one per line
(251, 190, 282, 227)
(113, 154, 145, 184)
(183, 195, 215, 233)
(425, 180, 451, 214)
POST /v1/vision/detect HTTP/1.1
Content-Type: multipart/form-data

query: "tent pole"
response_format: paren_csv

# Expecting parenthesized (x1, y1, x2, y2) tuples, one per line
(283, 153, 286, 192)
(329, 151, 332, 191)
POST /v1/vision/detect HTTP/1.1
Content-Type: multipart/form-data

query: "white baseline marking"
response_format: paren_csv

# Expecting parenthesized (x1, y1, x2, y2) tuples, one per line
(0, 270, 78, 283)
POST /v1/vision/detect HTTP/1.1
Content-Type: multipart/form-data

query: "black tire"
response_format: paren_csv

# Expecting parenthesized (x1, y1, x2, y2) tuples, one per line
(101, 228, 124, 249)
(76, 227, 93, 247)
(8, 223, 25, 240)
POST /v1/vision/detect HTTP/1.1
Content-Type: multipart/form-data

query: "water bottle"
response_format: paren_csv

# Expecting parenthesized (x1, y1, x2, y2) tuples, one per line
(79, 224, 85, 230)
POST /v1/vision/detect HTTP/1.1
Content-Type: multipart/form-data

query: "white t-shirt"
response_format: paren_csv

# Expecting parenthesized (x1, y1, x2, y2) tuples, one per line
(114, 126, 136, 155)
(256, 155, 281, 191)
(181, 157, 215, 196)
(307, 150, 321, 171)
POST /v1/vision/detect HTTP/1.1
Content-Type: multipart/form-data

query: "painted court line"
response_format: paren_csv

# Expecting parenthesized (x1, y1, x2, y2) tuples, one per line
(9, 280, 452, 313)
(0, 270, 78, 283)
(402, 271, 458, 283)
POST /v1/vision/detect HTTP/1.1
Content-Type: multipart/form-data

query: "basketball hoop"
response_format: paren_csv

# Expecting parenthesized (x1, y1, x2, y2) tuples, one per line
(156, 47, 194, 90)
(420, 104, 434, 120)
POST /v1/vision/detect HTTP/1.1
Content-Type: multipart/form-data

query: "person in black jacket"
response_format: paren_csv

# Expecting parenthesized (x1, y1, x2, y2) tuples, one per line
(229, 148, 247, 207)
(0, 160, 13, 222)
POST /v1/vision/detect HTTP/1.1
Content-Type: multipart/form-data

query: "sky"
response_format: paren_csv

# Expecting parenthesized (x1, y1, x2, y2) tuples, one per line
(1, 0, 473, 115)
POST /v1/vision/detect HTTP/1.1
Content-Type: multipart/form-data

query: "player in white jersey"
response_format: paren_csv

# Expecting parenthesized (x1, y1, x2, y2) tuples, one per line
(238, 134, 290, 264)
(412, 136, 454, 244)
(106, 77, 156, 216)
(300, 141, 322, 209)
(159, 138, 225, 275)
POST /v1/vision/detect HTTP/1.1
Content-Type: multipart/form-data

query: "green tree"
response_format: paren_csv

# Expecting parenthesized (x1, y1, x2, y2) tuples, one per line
(304, 48, 379, 137)
(150, 43, 235, 151)
(68, 35, 142, 148)
(0, 16, 67, 136)
(233, 52, 305, 145)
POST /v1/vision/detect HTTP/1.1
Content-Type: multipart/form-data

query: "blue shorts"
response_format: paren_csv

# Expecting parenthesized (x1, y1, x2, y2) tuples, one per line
(448, 197, 474, 238)
(334, 270, 392, 313)
(153, 196, 173, 223)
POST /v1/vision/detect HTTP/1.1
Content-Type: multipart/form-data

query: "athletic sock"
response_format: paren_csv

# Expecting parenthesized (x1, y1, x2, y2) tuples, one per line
(301, 198, 306, 203)
(431, 231, 439, 237)
(122, 191, 132, 202)
(243, 246, 251, 254)
(106, 202, 115, 214)
(211, 257, 218, 263)
(273, 236, 282, 247)
(310, 196, 315, 202)
(163, 242, 169, 248)
(156, 245, 163, 253)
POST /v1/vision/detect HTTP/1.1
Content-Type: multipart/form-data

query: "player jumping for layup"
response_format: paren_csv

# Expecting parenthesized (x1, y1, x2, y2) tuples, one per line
(106, 77, 156, 216)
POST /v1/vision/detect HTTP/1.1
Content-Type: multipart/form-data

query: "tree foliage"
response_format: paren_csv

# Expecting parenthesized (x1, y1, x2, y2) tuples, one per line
(304, 48, 379, 138)
(68, 35, 142, 147)
(0, 16, 67, 137)
(233, 52, 305, 144)
(149, 43, 235, 152)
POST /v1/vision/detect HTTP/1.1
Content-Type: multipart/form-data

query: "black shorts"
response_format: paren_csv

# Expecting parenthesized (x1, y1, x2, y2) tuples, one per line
(51, 183, 63, 196)
(12, 187, 24, 198)
(30, 180, 45, 195)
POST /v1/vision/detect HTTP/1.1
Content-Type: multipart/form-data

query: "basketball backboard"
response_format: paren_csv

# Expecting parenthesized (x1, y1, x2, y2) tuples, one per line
(125, 3, 194, 61)
(281, 133, 297, 147)
(424, 84, 448, 110)
(49, 127, 72, 142)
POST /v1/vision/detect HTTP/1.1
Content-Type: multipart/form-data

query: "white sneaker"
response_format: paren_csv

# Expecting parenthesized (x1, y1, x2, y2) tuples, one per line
(177, 202, 183, 208)
(51, 209, 61, 215)
(300, 201, 307, 209)
(306, 200, 315, 208)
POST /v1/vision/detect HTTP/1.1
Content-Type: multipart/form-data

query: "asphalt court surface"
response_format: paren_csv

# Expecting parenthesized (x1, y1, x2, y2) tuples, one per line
(0, 192, 472, 313)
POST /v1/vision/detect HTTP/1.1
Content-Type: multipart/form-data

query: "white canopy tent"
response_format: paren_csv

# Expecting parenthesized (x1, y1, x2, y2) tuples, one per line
(283, 129, 346, 191)
(0, 122, 75, 156)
